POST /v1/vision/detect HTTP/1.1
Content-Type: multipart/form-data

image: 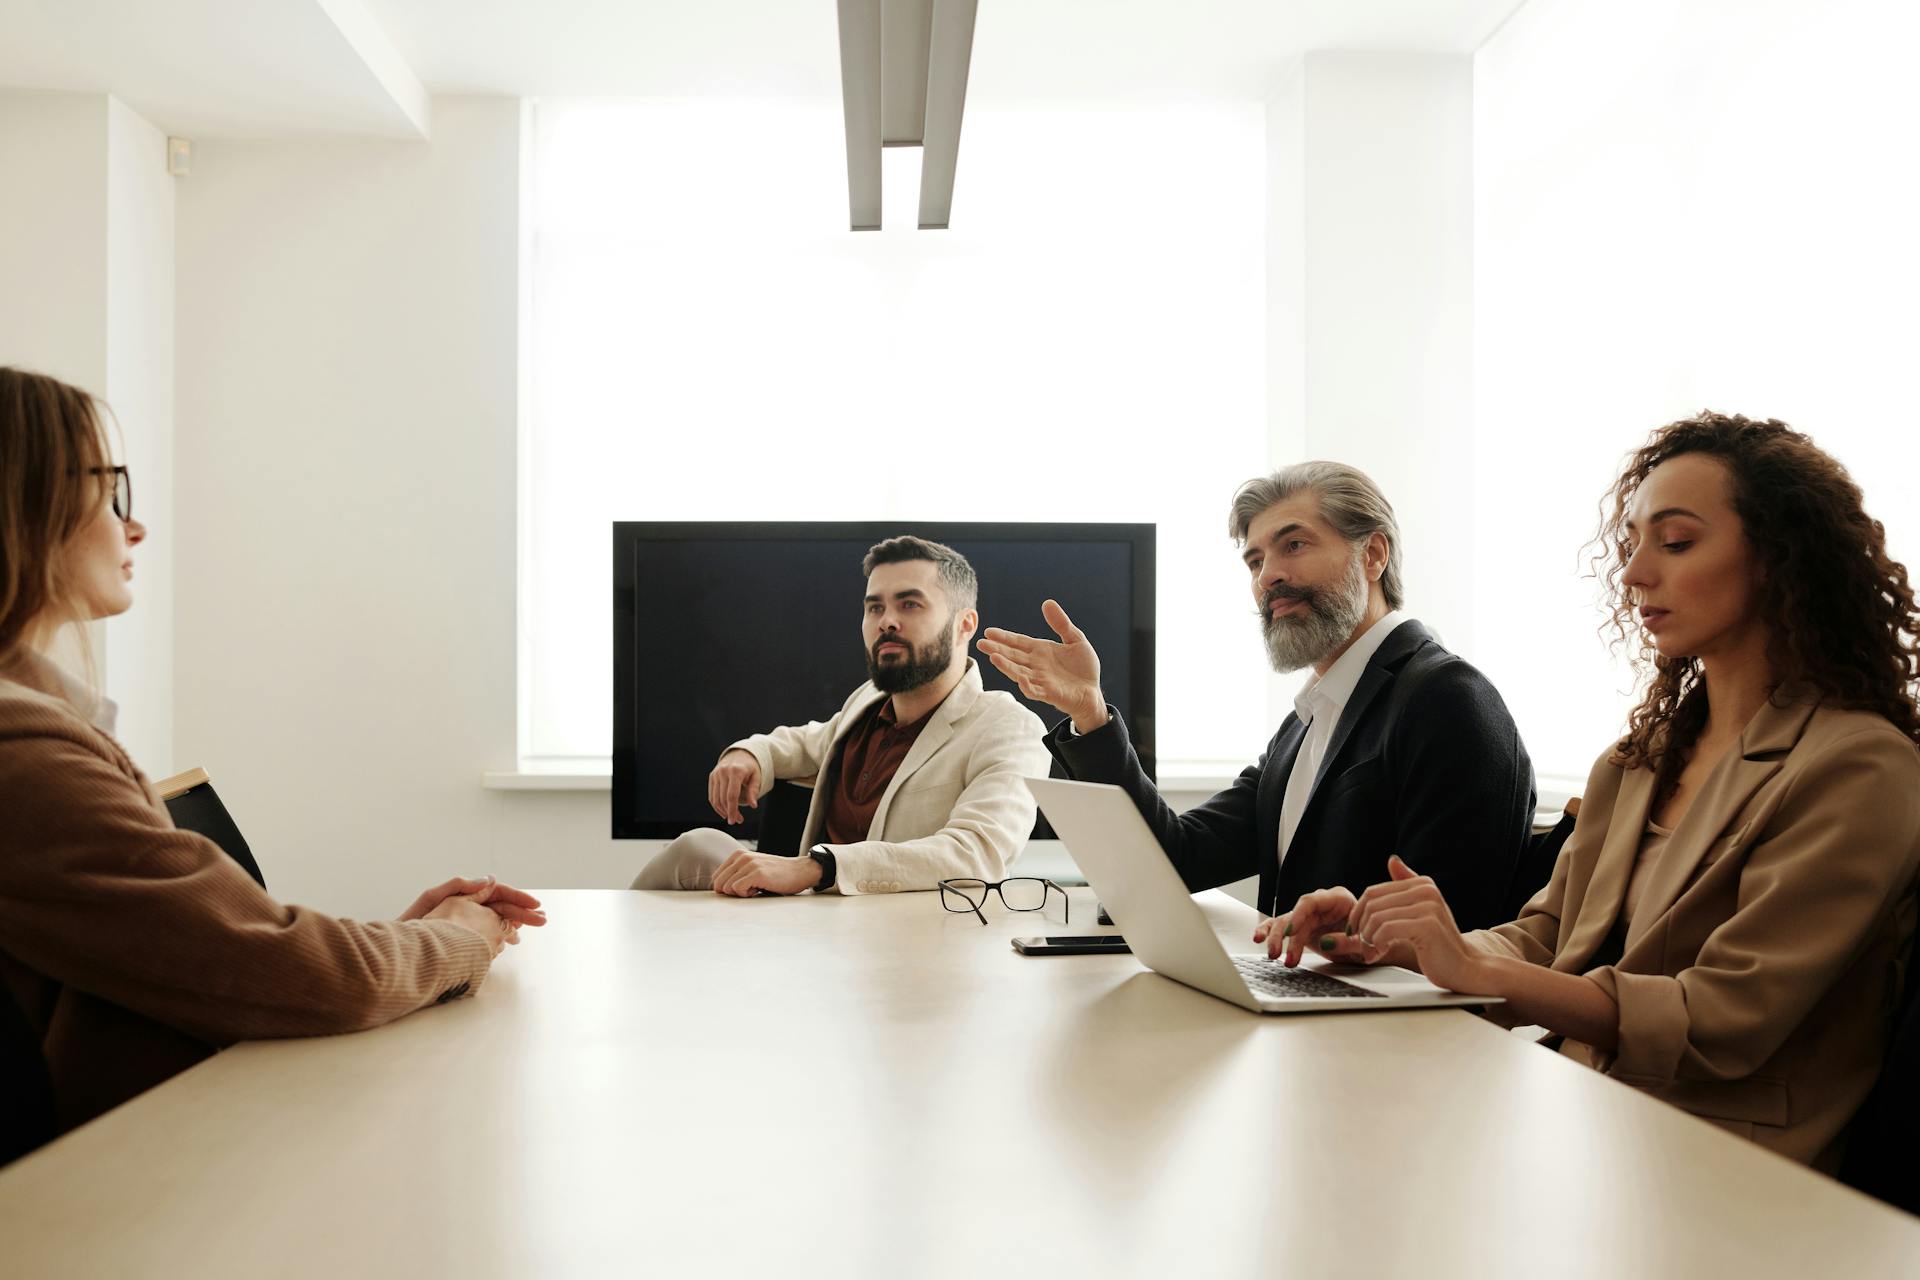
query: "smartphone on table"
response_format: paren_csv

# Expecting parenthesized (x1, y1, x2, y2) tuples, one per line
(1011, 935, 1131, 956)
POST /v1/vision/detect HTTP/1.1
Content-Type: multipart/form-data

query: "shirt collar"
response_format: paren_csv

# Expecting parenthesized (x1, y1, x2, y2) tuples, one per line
(1292, 610, 1410, 726)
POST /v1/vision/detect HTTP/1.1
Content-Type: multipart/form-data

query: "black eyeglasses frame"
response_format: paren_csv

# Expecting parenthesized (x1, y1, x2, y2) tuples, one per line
(89, 466, 132, 523)
(937, 876, 1072, 927)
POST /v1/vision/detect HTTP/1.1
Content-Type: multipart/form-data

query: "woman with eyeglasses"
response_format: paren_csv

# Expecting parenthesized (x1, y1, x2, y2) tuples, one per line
(1264, 412, 1920, 1172)
(0, 366, 546, 1154)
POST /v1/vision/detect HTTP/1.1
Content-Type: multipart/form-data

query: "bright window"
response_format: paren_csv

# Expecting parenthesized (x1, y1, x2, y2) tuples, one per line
(523, 99, 1271, 773)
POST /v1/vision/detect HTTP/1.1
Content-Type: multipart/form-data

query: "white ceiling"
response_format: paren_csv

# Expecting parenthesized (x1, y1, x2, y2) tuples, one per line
(372, 0, 1530, 99)
(0, 0, 424, 137)
(0, 0, 1528, 137)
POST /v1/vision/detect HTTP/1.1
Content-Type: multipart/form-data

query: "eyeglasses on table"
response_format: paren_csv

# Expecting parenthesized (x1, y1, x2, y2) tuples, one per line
(938, 877, 1071, 926)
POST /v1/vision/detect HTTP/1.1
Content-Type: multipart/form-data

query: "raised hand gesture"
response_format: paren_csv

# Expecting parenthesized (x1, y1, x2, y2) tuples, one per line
(977, 599, 1110, 733)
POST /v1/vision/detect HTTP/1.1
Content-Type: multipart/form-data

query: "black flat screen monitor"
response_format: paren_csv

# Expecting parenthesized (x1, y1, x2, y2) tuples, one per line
(613, 521, 1155, 840)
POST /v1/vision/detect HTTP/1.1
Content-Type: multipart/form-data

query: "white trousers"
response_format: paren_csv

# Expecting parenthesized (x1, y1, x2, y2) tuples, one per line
(629, 826, 739, 890)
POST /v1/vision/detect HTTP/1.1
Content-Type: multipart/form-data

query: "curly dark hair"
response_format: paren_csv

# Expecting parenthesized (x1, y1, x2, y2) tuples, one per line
(1594, 411, 1920, 792)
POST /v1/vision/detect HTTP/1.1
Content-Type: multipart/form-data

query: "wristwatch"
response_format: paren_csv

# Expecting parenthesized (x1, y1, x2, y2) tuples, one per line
(806, 844, 838, 892)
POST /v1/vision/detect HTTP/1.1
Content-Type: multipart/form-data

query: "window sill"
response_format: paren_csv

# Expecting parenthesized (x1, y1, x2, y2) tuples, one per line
(482, 760, 1241, 794)
(483, 759, 611, 791)
(482, 763, 1589, 825)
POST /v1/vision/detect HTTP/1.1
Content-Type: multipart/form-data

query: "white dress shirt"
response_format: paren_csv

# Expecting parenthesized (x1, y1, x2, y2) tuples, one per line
(1276, 610, 1409, 867)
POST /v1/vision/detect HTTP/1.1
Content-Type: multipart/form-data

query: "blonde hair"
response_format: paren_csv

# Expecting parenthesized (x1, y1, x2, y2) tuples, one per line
(0, 367, 116, 667)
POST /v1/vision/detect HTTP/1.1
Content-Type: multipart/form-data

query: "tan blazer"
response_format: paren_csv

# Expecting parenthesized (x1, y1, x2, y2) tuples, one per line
(1467, 697, 1920, 1170)
(730, 660, 1051, 894)
(0, 649, 493, 1136)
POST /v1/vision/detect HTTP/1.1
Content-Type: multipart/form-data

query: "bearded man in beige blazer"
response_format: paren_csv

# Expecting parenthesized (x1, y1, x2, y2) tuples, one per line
(632, 536, 1050, 897)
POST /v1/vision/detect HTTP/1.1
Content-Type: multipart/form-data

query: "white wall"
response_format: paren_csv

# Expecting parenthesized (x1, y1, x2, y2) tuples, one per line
(174, 97, 568, 917)
(0, 90, 174, 772)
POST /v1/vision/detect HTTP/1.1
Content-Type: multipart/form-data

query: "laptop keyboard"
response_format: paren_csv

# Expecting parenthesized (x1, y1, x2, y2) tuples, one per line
(1232, 957, 1384, 999)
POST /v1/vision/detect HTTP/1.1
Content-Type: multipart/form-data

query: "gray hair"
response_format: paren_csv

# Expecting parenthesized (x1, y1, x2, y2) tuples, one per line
(861, 535, 979, 613)
(1227, 461, 1405, 609)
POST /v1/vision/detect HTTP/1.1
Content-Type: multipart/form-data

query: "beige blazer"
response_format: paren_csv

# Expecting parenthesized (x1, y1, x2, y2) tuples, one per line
(1467, 697, 1920, 1170)
(729, 660, 1050, 894)
(0, 648, 493, 1135)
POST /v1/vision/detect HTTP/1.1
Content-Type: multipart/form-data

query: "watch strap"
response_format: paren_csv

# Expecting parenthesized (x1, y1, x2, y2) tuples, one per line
(807, 845, 838, 892)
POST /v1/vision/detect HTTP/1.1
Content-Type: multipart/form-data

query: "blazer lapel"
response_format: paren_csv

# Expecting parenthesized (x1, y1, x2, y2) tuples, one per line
(799, 682, 888, 847)
(1262, 717, 1307, 823)
(1272, 623, 1428, 910)
(1627, 697, 1814, 936)
(1311, 663, 1392, 793)
(1258, 716, 1308, 910)
(1307, 620, 1431, 794)
(1555, 767, 1654, 970)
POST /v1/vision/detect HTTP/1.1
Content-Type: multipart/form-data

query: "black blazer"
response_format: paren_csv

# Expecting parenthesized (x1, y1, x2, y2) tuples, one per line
(1046, 619, 1535, 929)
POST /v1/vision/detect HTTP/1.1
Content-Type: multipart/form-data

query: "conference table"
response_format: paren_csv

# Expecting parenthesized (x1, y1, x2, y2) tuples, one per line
(2, 888, 1916, 1277)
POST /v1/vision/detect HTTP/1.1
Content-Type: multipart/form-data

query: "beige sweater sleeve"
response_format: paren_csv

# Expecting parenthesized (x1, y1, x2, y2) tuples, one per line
(0, 711, 493, 1046)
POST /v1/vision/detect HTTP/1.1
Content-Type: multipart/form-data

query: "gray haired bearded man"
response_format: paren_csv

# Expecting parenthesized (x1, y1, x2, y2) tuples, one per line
(977, 461, 1537, 933)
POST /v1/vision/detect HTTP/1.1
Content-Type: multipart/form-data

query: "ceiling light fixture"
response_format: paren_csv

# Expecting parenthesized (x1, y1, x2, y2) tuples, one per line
(835, 0, 980, 231)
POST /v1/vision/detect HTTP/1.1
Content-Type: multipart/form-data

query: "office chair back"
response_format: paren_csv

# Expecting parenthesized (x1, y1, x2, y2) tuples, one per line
(156, 768, 268, 890)
(1507, 798, 1579, 921)
(0, 982, 56, 1166)
(1840, 917, 1920, 1215)
(754, 780, 814, 857)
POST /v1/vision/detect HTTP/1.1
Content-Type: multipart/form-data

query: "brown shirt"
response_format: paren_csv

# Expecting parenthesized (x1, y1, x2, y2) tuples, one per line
(823, 697, 931, 846)
(0, 647, 493, 1137)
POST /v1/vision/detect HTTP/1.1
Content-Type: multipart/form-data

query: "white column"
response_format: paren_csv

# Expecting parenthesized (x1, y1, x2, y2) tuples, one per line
(0, 92, 109, 389)
(103, 97, 178, 775)
(0, 91, 175, 774)
(1265, 53, 1476, 660)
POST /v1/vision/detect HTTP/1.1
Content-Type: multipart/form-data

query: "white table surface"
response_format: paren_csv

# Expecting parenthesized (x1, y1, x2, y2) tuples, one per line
(2, 888, 1915, 1278)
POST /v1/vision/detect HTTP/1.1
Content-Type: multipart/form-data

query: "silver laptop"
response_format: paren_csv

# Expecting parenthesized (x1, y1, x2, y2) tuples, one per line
(1026, 777, 1503, 1015)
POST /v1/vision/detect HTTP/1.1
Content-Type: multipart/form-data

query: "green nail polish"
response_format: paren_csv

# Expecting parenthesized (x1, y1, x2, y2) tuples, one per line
(1282, 923, 1292, 938)
(1318, 935, 1338, 952)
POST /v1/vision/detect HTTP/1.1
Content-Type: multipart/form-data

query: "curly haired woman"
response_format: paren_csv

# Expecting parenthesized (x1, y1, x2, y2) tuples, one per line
(1263, 412, 1920, 1170)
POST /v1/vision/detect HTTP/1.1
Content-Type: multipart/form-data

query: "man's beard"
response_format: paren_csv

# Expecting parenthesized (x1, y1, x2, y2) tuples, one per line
(867, 621, 956, 693)
(1258, 551, 1368, 673)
